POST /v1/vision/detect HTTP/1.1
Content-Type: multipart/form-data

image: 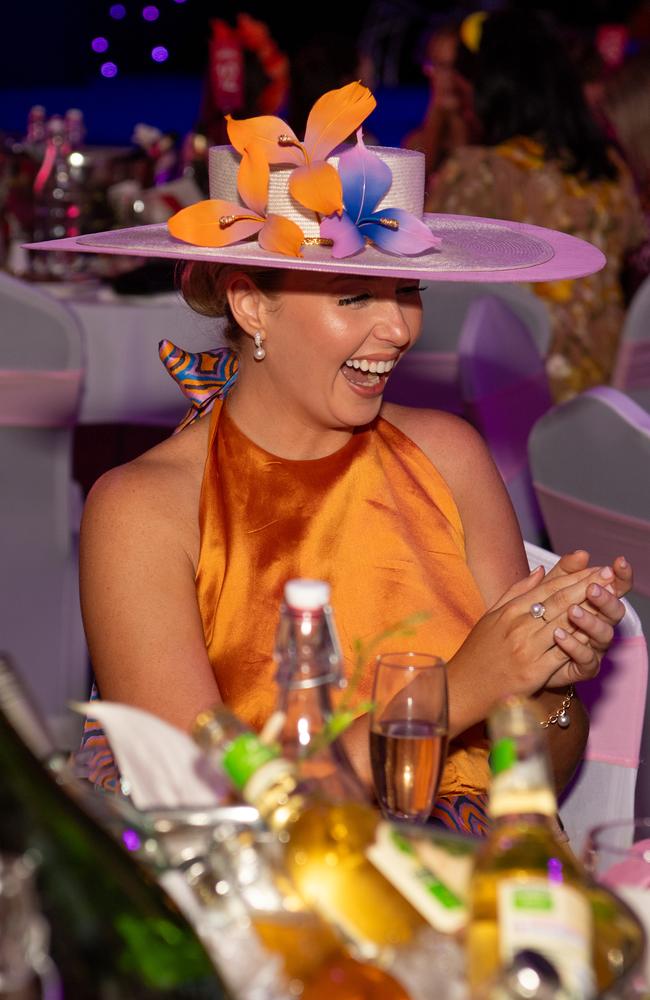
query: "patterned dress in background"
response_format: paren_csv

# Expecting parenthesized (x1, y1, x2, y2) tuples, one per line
(426, 137, 647, 402)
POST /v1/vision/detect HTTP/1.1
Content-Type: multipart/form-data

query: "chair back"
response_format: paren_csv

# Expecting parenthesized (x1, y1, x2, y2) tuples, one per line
(0, 273, 87, 748)
(524, 542, 648, 854)
(612, 273, 650, 411)
(528, 391, 650, 816)
(459, 296, 553, 542)
(384, 281, 551, 415)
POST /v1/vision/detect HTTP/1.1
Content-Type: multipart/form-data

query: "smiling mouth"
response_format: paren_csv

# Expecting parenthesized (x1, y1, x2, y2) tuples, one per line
(339, 356, 398, 389)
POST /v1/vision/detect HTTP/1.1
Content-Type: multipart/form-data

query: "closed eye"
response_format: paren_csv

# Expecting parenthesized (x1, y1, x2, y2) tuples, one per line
(338, 285, 426, 307)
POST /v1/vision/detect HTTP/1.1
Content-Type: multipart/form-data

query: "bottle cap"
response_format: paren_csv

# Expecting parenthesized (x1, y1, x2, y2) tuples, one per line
(284, 579, 330, 611)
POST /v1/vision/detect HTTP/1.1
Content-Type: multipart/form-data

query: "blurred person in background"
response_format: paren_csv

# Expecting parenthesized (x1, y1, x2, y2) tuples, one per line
(426, 9, 647, 403)
(603, 49, 650, 300)
(402, 20, 478, 176)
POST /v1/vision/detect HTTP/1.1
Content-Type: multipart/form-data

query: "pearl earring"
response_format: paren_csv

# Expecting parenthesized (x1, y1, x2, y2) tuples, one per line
(253, 331, 266, 361)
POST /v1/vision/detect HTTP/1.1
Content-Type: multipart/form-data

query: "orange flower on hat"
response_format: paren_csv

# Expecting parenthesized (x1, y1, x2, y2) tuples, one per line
(168, 142, 305, 257)
(226, 81, 376, 217)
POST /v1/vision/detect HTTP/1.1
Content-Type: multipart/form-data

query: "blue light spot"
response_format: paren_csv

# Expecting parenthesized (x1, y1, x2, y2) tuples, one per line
(100, 61, 119, 78)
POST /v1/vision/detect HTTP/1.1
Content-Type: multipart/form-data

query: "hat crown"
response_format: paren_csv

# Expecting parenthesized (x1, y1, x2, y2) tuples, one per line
(208, 143, 426, 239)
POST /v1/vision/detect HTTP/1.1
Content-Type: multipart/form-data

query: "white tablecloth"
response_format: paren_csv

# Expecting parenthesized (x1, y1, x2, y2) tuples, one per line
(57, 284, 225, 425)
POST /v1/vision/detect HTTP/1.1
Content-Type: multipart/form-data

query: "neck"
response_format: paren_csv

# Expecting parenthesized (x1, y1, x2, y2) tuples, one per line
(223, 358, 355, 460)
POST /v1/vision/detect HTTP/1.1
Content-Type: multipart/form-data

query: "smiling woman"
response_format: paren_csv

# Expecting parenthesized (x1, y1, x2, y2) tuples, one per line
(27, 82, 633, 836)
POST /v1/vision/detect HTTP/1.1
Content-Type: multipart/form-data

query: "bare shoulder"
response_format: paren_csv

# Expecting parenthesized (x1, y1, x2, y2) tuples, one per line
(82, 415, 211, 565)
(380, 402, 494, 498)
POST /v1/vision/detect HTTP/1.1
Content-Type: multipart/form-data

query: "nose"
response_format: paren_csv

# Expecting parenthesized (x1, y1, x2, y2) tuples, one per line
(372, 296, 417, 349)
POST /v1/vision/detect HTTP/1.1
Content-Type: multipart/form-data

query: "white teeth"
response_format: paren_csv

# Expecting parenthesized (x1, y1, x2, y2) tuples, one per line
(343, 357, 396, 372)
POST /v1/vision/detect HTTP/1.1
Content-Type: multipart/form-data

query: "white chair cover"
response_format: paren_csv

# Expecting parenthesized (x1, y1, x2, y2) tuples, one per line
(528, 389, 650, 818)
(0, 273, 88, 748)
(612, 273, 650, 412)
(525, 542, 648, 855)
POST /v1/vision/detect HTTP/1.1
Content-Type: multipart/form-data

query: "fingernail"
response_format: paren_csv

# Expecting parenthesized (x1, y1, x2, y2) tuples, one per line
(554, 627, 567, 639)
(601, 567, 613, 580)
(590, 584, 602, 598)
(619, 557, 627, 568)
(571, 604, 584, 618)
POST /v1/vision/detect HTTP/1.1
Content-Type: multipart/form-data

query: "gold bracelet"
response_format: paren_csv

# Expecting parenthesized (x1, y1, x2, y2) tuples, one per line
(540, 685, 575, 729)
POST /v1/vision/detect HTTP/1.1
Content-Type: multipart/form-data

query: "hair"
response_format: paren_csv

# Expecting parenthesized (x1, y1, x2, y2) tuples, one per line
(473, 10, 617, 181)
(604, 50, 650, 200)
(179, 261, 286, 347)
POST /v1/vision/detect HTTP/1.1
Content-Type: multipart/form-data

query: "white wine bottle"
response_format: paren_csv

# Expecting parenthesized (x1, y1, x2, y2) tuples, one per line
(467, 696, 643, 999)
(193, 705, 456, 959)
(0, 654, 234, 999)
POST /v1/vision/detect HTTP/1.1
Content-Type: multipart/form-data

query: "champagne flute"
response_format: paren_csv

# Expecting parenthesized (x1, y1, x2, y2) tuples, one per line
(369, 653, 448, 823)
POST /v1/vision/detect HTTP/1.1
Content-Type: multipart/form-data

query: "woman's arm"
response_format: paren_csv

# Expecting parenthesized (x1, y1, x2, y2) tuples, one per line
(79, 439, 222, 734)
(386, 407, 625, 793)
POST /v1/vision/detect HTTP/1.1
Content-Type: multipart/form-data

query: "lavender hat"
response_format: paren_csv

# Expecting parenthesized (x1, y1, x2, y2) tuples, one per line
(25, 84, 605, 284)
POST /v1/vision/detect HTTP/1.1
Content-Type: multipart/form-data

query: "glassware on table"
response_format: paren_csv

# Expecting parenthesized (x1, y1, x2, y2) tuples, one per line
(369, 653, 448, 823)
(584, 818, 650, 988)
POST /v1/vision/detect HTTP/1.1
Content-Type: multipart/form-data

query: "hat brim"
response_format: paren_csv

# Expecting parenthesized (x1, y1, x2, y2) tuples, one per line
(24, 213, 605, 283)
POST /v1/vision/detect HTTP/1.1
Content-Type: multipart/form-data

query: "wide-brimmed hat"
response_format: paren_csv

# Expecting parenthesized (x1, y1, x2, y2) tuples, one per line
(25, 82, 605, 284)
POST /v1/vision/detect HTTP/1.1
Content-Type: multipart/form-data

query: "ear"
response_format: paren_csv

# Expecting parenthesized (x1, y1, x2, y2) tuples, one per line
(225, 272, 268, 340)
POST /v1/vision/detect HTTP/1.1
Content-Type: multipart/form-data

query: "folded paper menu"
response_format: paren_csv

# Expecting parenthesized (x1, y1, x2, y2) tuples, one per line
(73, 701, 228, 810)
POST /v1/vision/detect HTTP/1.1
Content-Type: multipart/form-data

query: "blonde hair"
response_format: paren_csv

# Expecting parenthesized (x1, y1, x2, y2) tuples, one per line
(179, 262, 285, 346)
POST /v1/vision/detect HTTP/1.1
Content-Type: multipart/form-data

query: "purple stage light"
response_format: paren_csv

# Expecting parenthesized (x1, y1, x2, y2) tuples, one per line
(101, 61, 119, 78)
(151, 46, 168, 62)
(91, 36, 109, 53)
(109, 3, 126, 18)
(142, 4, 159, 20)
(172, 0, 188, 4)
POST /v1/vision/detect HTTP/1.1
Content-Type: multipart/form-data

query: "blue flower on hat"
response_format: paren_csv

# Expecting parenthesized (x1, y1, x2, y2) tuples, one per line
(320, 129, 442, 258)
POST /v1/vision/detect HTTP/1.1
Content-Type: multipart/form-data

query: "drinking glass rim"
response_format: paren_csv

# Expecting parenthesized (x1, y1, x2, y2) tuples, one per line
(374, 652, 446, 673)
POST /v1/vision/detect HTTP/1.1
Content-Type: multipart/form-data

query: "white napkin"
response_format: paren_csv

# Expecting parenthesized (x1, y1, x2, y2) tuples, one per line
(73, 701, 228, 810)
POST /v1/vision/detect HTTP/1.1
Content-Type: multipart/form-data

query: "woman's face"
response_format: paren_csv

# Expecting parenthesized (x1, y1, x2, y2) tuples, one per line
(251, 270, 423, 433)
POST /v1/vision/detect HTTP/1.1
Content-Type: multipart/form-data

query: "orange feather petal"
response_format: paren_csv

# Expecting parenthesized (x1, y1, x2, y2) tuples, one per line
(226, 114, 303, 165)
(238, 146, 269, 216)
(258, 214, 304, 257)
(288, 162, 343, 216)
(303, 81, 376, 162)
(168, 199, 263, 247)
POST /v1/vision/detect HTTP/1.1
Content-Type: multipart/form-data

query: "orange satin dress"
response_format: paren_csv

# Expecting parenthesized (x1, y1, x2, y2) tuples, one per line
(196, 399, 490, 798)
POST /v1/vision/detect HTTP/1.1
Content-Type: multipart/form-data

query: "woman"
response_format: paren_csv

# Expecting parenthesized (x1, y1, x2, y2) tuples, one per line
(426, 10, 647, 402)
(28, 83, 632, 833)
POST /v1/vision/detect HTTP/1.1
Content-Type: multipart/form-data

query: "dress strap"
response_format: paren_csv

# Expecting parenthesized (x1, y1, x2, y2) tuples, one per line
(159, 340, 239, 432)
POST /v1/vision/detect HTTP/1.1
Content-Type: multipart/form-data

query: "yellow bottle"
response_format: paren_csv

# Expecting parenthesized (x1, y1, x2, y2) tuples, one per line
(468, 697, 595, 999)
(193, 708, 428, 960)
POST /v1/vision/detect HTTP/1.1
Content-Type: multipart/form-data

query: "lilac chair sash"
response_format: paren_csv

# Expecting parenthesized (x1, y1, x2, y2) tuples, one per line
(534, 482, 650, 598)
(383, 351, 463, 413)
(465, 371, 550, 483)
(582, 634, 648, 767)
(0, 369, 82, 427)
(612, 340, 650, 392)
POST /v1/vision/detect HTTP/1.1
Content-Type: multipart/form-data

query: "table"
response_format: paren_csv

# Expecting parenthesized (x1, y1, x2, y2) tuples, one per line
(49, 282, 225, 425)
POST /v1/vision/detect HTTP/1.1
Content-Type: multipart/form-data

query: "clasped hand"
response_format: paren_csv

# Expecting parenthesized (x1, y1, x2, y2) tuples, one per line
(458, 551, 632, 704)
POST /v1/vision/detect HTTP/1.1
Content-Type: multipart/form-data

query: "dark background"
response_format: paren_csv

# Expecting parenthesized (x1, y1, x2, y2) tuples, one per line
(1, 1, 647, 145)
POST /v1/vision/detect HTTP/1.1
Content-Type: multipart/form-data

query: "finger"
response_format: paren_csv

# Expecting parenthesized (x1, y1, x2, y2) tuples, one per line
(584, 583, 627, 627)
(530, 570, 607, 623)
(567, 604, 614, 649)
(551, 627, 600, 681)
(611, 555, 633, 599)
(490, 565, 545, 611)
(546, 550, 590, 580)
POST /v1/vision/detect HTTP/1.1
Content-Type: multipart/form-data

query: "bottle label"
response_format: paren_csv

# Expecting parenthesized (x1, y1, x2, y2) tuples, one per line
(498, 877, 595, 998)
(366, 822, 474, 934)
